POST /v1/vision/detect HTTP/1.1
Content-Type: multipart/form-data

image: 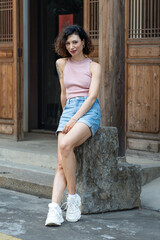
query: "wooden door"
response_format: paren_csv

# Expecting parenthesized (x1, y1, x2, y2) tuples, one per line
(84, 0, 99, 62)
(125, 0, 160, 152)
(0, 0, 23, 140)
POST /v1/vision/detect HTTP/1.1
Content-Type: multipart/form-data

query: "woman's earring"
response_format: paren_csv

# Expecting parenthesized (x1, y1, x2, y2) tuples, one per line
(83, 44, 85, 48)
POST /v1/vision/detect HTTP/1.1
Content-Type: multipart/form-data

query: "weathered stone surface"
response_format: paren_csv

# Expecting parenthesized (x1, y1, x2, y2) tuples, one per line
(111, 163, 141, 211)
(74, 126, 141, 214)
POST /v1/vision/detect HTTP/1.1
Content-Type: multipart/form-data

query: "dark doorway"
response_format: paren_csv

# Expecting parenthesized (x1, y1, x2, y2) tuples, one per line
(38, 0, 83, 131)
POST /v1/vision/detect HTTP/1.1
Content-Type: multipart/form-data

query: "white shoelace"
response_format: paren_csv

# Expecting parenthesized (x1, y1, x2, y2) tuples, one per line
(61, 200, 80, 212)
(48, 207, 62, 218)
(60, 202, 67, 211)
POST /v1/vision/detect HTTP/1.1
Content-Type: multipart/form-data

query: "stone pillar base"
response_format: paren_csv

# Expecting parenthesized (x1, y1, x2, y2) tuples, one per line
(74, 127, 141, 214)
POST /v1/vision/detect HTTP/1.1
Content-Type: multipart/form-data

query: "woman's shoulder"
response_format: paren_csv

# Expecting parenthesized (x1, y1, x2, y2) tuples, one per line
(90, 61, 101, 73)
(56, 58, 68, 69)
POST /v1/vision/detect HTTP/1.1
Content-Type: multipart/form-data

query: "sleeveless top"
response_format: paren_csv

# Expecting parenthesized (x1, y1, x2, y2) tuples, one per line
(63, 58, 92, 99)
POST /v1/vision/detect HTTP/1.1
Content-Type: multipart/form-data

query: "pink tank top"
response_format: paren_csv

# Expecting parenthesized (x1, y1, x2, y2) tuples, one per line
(63, 58, 92, 99)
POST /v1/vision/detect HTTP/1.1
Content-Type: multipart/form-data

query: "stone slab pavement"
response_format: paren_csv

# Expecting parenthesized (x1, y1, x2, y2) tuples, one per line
(0, 188, 160, 240)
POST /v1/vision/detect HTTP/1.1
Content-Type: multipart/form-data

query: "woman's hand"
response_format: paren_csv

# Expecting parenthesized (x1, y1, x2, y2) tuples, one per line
(62, 118, 77, 134)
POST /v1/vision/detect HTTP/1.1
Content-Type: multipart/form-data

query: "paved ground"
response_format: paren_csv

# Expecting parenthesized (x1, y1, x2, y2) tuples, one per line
(0, 133, 160, 239)
(0, 188, 160, 240)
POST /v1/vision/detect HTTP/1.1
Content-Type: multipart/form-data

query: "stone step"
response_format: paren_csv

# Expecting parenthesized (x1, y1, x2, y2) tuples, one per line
(0, 162, 54, 199)
(0, 132, 58, 170)
(141, 166, 160, 185)
(126, 154, 160, 186)
(0, 145, 160, 186)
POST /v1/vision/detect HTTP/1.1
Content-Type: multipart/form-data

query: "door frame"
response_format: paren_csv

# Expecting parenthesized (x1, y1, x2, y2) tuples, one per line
(23, 0, 29, 132)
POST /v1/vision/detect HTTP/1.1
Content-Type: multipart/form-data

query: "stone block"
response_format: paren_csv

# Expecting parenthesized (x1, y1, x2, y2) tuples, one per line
(111, 163, 141, 211)
(74, 126, 141, 214)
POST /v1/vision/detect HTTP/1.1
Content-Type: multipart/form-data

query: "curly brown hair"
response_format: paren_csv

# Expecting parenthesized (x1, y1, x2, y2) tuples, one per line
(55, 25, 94, 57)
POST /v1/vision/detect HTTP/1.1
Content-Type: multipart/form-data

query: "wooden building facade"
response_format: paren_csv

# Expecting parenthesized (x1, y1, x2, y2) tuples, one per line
(125, 0, 160, 153)
(0, 0, 159, 156)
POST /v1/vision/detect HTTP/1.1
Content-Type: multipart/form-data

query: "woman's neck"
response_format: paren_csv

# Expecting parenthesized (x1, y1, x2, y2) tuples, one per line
(71, 54, 86, 62)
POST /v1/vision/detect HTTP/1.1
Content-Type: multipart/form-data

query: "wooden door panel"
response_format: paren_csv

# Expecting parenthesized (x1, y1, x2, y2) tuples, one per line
(0, 64, 13, 119)
(128, 45, 160, 58)
(0, 0, 23, 139)
(125, 0, 160, 152)
(128, 64, 159, 133)
(0, 49, 13, 58)
(0, 124, 13, 135)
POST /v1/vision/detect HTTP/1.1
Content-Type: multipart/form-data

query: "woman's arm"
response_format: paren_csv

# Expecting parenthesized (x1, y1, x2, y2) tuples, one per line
(73, 62, 101, 119)
(63, 61, 101, 133)
(56, 58, 67, 109)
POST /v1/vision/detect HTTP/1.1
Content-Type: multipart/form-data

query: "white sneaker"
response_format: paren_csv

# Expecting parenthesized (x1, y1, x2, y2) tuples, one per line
(45, 203, 64, 226)
(66, 194, 81, 222)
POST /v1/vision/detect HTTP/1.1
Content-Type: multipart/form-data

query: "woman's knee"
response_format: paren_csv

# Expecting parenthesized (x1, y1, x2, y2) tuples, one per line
(59, 138, 73, 157)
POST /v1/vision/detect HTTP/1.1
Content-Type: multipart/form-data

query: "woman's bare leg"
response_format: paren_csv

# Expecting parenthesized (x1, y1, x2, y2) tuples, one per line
(59, 122, 92, 195)
(51, 133, 67, 205)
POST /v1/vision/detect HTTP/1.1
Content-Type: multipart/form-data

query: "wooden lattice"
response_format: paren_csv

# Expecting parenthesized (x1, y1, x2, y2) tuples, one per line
(129, 0, 160, 38)
(0, 0, 13, 42)
(89, 0, 99, 39)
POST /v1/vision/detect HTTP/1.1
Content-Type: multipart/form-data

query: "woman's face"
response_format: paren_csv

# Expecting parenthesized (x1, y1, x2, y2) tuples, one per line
(65, 34, 84, 57)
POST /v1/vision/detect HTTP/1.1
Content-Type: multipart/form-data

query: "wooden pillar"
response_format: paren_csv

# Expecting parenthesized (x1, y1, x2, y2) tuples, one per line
(99, 0, 125, 156)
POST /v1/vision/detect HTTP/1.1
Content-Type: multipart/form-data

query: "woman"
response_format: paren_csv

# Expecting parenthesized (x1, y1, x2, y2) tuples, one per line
(45, 25, 101, 226)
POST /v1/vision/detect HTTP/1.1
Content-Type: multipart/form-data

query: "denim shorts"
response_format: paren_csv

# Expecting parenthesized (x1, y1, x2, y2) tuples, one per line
(56, 96, 101, 137)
